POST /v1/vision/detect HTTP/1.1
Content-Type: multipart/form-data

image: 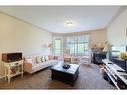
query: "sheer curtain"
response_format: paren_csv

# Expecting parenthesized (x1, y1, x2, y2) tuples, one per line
(66, 34, 89, 56)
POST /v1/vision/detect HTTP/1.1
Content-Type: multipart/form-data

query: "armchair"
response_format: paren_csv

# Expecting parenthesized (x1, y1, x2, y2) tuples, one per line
(63, 54, 72, 63)
(80, 50, 92, 65)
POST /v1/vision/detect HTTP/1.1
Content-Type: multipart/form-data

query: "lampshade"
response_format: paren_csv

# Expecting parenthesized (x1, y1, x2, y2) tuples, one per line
(48, 43, 52, 48)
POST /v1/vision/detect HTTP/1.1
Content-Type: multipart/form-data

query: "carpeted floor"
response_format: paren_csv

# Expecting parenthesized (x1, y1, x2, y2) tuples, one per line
(0, 63, 116, 89)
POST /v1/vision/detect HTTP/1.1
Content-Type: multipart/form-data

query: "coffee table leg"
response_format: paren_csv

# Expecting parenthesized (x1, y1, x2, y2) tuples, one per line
(70, 82, 74, 86)
(51, 77, 55, 80)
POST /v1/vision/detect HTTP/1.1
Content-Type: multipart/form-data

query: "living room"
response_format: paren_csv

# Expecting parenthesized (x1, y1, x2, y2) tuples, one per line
(0, 5, 127, 91)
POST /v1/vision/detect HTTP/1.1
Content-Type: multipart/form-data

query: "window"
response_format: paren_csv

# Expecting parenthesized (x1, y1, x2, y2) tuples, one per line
(67, 37, 77, 54)
(67, 35, 89, 55)
(112, 46, 126, 56)
(53, 38, 61, 56)
(77, 35, 89, 54)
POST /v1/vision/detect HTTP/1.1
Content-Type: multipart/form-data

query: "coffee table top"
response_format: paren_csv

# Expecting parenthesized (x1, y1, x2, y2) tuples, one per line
(50, 62, 80, 75)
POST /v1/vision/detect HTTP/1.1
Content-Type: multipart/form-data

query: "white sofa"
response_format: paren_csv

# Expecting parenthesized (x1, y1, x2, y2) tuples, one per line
(24, 55, 58, 74)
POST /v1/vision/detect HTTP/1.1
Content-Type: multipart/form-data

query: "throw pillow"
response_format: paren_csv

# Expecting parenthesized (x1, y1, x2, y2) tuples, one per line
(41, 56, 45, 62)
(54, 56, 58, 60)
(36, 56, 42, 63)
(48, 55, 54, 60)
(45, 56, 49, 61)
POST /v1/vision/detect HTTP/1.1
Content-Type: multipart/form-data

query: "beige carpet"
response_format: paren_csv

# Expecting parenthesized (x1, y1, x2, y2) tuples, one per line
(0, 63, 116, 89)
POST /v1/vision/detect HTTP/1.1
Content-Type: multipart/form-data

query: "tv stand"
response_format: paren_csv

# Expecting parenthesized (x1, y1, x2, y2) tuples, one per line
(101, 59, 127, 89)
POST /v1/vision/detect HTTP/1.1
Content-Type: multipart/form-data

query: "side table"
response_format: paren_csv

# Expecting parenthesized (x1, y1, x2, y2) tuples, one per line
(3, 60, 23, 83)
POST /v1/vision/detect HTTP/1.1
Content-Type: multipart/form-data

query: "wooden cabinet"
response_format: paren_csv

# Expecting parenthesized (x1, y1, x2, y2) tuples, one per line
(3, 60, 23, 83)
(92, 52, 106, 64)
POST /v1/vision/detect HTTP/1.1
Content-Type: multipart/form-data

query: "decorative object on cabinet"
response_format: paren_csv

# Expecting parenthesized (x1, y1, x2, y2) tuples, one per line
(91, 42, 105, 52)
(120, 52, 127, 60)
(103, 42, 113, 61)
(2, 52, 22, 62)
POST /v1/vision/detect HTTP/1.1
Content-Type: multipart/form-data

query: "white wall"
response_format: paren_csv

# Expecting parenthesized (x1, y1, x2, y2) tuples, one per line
(107, 8, 127, 46)
(0, 13, 52, 77)
(89, 29, 107, 48)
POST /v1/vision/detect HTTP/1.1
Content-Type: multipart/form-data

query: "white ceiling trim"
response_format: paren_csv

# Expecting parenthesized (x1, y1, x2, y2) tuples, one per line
(0, 11, 51, 33)
(106, 6, 127, 28)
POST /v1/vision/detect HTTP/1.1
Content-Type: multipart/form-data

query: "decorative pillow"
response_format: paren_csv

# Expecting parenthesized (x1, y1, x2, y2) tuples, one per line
(36, 56, 42, 63)
(45, 56, 49, 61)
(54, 56, 58, 60)
(41, 56, 45, 62)
(33, 56, 37, 63)
(48, 55, 54, 60)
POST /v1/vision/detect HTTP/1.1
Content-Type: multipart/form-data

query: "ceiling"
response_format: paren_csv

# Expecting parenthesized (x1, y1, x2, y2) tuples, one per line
(0, 6, 122, 33)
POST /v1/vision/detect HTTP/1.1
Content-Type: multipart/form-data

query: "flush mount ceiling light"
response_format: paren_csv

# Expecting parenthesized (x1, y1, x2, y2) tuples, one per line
(65, 21, 74, 27)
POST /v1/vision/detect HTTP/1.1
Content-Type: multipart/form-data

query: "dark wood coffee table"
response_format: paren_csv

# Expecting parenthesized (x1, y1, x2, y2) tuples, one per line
(50, 63, 79, 86)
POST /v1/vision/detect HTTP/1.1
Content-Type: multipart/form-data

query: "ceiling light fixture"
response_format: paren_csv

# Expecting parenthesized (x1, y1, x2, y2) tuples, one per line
(65, 21, 73, 27)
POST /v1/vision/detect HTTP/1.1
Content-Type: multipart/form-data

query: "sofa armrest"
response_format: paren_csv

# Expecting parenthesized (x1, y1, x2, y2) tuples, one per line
(24, 62, 33, 74)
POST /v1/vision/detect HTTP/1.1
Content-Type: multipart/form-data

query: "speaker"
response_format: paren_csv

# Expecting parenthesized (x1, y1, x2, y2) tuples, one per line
(2, 53, 22, 62)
